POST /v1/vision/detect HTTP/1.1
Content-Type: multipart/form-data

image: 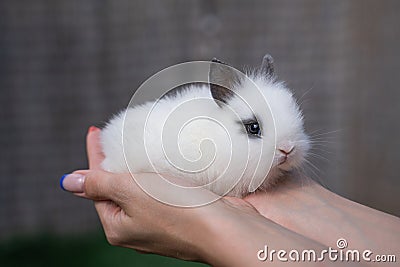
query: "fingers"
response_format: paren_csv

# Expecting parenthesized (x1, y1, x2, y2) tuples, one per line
(83, 171, 115, 200)
(62, 126, 135, 247)
(62, 170, 133, 209)
(223, 196, 259, 214)
(86, 126, 105, 170)
(86, 171, 133, 206)
(94, 200, 126, 246)
(86, 127, 129, 237)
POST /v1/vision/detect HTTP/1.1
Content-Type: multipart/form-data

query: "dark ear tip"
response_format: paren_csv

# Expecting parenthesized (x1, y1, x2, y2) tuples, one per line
(211, 58, 226, 64)
(262, 54, 274, 63)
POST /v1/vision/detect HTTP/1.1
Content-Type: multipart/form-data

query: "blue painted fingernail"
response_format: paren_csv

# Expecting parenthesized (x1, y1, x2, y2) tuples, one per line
(59, 173, 85, 193)
(60, 174, 67, 191)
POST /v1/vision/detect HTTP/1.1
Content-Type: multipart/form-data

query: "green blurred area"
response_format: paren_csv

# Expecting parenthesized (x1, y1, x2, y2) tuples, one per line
(0, 234, 208, 267)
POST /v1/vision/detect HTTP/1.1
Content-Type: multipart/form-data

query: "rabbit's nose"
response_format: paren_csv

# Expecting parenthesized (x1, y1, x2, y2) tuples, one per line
(278, 146, 294, 155)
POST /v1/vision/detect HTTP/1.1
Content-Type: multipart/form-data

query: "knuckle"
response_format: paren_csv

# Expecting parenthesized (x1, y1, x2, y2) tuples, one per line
(105, 233, 121, 246)
(83, 170, 105, 198)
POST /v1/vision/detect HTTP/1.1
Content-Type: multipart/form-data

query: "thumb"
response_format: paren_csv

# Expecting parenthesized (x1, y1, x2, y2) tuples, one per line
(61, 170, 133, 208)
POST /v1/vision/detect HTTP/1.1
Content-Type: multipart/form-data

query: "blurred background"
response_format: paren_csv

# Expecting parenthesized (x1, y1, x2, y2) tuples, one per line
(1, 0, 399, 266)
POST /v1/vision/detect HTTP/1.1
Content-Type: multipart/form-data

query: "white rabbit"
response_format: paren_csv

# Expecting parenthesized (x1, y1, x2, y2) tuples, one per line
(100, 55, 310, 197)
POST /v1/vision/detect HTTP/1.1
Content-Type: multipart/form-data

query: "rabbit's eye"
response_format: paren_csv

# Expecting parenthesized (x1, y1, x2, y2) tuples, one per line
(245, 122, 261, 136)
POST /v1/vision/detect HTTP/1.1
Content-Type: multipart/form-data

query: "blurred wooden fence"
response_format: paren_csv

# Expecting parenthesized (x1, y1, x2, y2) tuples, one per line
(0, 0, 399, 238)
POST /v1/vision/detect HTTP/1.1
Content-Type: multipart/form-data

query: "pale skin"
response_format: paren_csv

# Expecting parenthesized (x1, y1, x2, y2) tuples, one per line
(62, 127, 400, 266)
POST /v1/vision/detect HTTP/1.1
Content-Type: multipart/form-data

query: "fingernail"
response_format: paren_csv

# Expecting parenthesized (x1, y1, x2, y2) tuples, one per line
(60, 173, 85, 193)
(88, 126, 99, 133)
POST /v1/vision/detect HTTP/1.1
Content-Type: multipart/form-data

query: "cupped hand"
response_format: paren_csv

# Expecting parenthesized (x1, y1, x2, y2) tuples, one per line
(61, 127, 263, 263)
(63, 127, 387, 266)
(243, 166, 400, 259)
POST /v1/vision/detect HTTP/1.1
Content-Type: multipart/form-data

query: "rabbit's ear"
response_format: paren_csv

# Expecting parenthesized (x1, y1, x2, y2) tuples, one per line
(260, 54, 275, 77)
(209, 58, 238, 107)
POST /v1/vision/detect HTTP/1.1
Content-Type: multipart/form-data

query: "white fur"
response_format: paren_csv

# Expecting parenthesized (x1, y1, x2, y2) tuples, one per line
(100, 73, 310, 197)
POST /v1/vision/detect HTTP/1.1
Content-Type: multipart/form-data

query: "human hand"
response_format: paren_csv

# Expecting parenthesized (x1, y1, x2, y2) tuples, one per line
(60, 126, 265, 264)
(244, 173, 400, 261)
(62, 126, 383, 266)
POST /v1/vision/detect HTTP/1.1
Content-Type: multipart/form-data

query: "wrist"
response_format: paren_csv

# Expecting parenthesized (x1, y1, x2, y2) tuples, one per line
(247, 176, 400, 255)
(246, 176, 346, 245)
(198, 200, 332, 267)
(196, 203, 259, 266)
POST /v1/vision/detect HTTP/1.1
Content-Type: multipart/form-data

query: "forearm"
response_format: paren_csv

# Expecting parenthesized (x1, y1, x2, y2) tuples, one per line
(247, 177, 400, 261)
(197, 201, 353, 267)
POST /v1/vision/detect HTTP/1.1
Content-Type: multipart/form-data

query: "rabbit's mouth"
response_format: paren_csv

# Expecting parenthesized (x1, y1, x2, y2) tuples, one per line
(278, 156, 288, 165)
(276, 152, 291, 167)
(277, 161, 291, 171)
(276, 154, 296, 171)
